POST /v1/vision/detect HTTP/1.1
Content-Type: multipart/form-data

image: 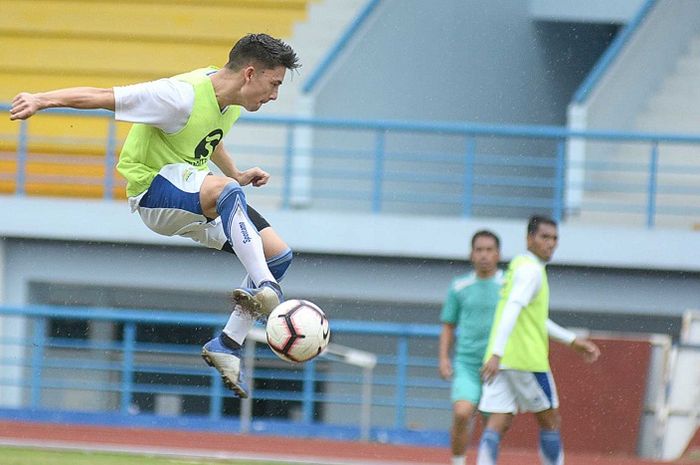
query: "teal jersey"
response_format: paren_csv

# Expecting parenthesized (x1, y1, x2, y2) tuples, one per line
(440, 270, 503, 365)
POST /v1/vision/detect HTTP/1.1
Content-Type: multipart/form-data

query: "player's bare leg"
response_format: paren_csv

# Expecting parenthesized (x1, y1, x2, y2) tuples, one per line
(451, 401, 476, 465)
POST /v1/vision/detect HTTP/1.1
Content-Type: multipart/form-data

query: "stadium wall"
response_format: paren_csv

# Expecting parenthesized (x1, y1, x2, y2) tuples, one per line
(529, 0, 646, 23)
(310, 0, 620, 126)
(568, 0, 700, 131)
(300, 0, 638, 219)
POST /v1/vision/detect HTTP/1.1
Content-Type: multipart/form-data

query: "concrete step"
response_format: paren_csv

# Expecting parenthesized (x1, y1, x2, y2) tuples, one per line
(223, 0, 369, 173)
(567, 208, 700, 230)
(587, 143, 700, 165)
(646, 94, 700, 117)
(576, 22, 700, 229)
(656, 76, 700, 102)
(686, 34, 700, 56)
(595, 164, 700, 180)
(260, 0, 368, 115)
(671, 55, 700, 77)
(581, 187, 700, 205)
(635, 114, 700, 132)
(291, 0, 368, 70)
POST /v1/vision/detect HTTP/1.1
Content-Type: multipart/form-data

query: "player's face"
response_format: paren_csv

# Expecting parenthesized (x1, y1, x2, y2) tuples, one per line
(527, 223, 558, 262)
(470, 236, 499, 277)
(241, 65, 286, 112)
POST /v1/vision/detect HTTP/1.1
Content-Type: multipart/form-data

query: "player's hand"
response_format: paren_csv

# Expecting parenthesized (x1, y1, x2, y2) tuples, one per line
(480, 355, 501, 384)
(10, 92, 42, 120)
(439, 357, 453, 380)
(571, 338, 600, 363)
(236, 167, 270, 187)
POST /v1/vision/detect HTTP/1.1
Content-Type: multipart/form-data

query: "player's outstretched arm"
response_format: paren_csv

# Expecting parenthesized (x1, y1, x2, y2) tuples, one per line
(571, 337, 601, 363)
(9, 87, 115, 120)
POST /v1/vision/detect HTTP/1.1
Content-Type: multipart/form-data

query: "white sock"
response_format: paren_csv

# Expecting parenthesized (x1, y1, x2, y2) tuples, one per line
(222, 275, 255, 345)
(222, 308, 254, 345)
(451, 455, 465, 465)
(229, 204, 274, 287)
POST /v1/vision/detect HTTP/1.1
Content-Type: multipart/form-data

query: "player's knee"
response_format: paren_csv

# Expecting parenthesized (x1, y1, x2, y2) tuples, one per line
(215, 181, 245, 212)
(537, 410, 561, 430)
(267, 248, 293, 281)
(453, 401, 474, 422)
(537, 409, 561, 430)
(486, 413, 512, 434)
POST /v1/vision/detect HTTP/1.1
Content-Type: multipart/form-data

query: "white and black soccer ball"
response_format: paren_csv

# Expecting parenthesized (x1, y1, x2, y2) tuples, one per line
(265, 299, 330, 363)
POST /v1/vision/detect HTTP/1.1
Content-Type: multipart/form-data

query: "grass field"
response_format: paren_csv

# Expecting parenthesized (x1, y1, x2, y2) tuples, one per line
(0, 446, 306, 465)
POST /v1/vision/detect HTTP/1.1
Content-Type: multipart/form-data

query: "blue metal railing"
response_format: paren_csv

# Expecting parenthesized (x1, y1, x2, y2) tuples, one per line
(0, 305, 448, 443)
(4, 104, 700, 228)
(572, 0, 657, 104)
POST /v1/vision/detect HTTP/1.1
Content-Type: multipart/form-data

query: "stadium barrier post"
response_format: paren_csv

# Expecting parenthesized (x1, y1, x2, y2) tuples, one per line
(282, 124, 294, 210)
(119, 322, 136, 414)
(646, 141, 659, 228)
(553, 140, 565, 221)
(208, 328, 224, 421)
(16, 120, 28, 196)
(360, 365, 373, 441)
(239, 338, 256, 432)
(29, 317, 46, 409)
(394, 336, 409, 429)
(462, 136, 475, 217)
(104, 119, 117, 200)
(644, 334, 673, 459)
(302, 359, 316, 424)
(372, 130, 386, 213)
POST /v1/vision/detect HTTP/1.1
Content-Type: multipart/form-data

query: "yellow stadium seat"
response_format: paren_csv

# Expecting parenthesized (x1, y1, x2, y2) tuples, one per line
(1, 0, 310, 199)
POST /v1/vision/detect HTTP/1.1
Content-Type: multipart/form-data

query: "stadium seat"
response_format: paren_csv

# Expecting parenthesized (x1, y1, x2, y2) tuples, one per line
(0, 0, 311, 199)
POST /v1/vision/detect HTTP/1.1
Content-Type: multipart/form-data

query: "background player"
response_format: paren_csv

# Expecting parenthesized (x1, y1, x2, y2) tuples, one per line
(439, 228, 592, 465)
(9, 33, 301, 399)
(477, 215, 601, 465)
(440, 230, 503, 465)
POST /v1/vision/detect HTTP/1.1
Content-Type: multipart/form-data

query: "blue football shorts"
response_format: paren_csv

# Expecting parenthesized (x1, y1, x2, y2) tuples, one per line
(129, 163, 268, 250)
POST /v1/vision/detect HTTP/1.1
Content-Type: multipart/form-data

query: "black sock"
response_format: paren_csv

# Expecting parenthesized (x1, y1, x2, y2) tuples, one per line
(220, 332, 241, 350)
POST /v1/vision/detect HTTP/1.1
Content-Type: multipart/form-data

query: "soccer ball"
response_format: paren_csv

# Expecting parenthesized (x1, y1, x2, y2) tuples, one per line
(265, 299, 330, 363)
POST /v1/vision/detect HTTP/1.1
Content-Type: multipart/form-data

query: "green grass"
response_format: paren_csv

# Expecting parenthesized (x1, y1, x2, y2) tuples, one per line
(0, 446, 306, 465)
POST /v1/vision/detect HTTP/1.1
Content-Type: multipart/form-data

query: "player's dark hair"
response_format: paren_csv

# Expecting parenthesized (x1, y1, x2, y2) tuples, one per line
(527, 215, 557, 236)
(225, 33, 300, 71)
(471, 230, 500, 250)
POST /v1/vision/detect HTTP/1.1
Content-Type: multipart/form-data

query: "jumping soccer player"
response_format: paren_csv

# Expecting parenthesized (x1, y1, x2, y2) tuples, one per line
(9, 33, 301, 399)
